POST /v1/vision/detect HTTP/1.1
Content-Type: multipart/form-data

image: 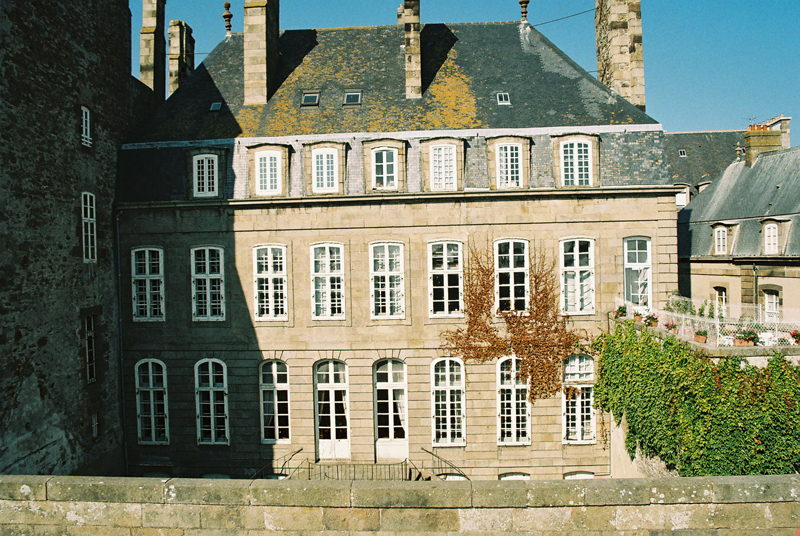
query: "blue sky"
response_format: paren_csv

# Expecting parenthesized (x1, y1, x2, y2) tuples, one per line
(131, 0, 799, 142)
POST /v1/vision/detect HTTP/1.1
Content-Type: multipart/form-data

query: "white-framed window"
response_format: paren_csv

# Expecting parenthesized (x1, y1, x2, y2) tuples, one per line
(132, 248, 165, 321)
(80, 106, 92, 147)
(495, 239, 529, 313)
(372, 148, 398, 190)
(195, 358, 229, 445)
(374, 359, 407, 442)
(81, 192, 97, 263)
(624, 237, 651, 307)
(714, 286, 728, 319)
(429, 241, 463, 317)
(135, 359, 169, 445)
(255, 150, 281, 196)
(563, 354, 595, 444)
(84, 315, 97, 384)
(315, 360, 350, 459)
(561, 239, 594, 315)
(312, 243, 345, 319)
(430, 145, 457, 191)
(302, 91, 320, 106)
(370, 242, 404, 319)
(343, 90, 362, 105)
(499, 472, 530, 481)
(561, 141, 592, 186)
(676, 191, 688, 208)
(714, 227, 728, 255)
(192, 247, 225, 321)
(564, 471, 595, 480)
(496, 144, 521, 189)
(260, 360, 290, 444)
(312, 148, 338, 193)
(764, 223, 779, 254)
(496, 92, 511, 105)
(254, 245, 287, 321)
(193, 154, 218, 197)
(764, 289, 780, 323)
(431, 357, 465, 446)
(497, 357, 530, 445)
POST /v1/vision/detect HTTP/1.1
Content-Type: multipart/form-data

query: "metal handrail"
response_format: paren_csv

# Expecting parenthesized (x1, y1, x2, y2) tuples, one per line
(421, 447, 470, 481)
(249, 448, 304, 480)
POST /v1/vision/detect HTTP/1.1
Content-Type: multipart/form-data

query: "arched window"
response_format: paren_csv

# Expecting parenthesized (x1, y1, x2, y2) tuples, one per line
(195, 359, 229, 445)
(497, 357, 529, 445)
(561, 238, 595, 314)
(495, 239, 529, 313)
(260, 361, 290, 443)
(374, 359, 408, 460)
(135, 359, 169, 444)
(315, 360, 350, 459)
(624, 237, 651, 307)
(431, 357, 465, 446)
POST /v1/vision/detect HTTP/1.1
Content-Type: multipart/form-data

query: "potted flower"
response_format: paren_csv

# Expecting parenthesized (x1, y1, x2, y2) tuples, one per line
(735, 329, 759, 347)
(633, 311, 643, 322)
(694, 330, 707, 344)
(644, 313, 658, 327)
(791, 330, 800, 345)
(664, 321, 678, 334)
(614, 305, 627, 319)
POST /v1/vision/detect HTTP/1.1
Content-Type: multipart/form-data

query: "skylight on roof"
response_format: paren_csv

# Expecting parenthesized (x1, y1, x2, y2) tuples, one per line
(497, 93, 511, 105)
(301, 92, 320, 107)
(344, 90, 362, 106)
(679, 149, 687, 157)
(209, 102, 222, 112)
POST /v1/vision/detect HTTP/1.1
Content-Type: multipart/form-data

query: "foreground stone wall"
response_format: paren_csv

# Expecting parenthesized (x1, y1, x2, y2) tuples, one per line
(1, 474, 798, 534)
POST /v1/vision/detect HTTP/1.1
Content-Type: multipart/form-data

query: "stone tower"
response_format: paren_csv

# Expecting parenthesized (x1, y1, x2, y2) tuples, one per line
(595, 0, 645, 112)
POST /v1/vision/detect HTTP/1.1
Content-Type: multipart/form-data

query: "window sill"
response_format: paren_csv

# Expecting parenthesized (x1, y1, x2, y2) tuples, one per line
(133, 317, 166, 323)
(561, 310, 596, 317)
(192, 317, 227, 322)
(562, 440, 597, 446)
(497, 441, 531, 447)
(261, 439, 291, 446)
(431, 443, 466, 448)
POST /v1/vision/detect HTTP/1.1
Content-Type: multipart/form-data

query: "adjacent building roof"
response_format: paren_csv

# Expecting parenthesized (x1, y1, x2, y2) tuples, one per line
(665, 131, 744, 187)
(127, 21, 657, 143)
(678, 146, 800, 258)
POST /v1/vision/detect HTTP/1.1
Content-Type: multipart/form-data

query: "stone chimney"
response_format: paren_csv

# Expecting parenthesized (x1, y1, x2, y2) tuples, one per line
(168, 20, 195, 96)
(244, 0, 280, 105)
(140, 0, 167, 102)
(595, 0, 645, 112)
(765, 115, 792, 149)
(399, 0, 422, 99)
(744, 124, 783, 167)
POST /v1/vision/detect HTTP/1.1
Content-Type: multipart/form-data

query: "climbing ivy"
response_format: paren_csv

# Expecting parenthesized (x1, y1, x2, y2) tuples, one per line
(593, 323, 800, 476)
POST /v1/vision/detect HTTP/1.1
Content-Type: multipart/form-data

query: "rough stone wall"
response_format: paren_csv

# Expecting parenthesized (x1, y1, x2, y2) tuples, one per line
(1, 474, 798, 534)
(0, 0, 131, 474)
(595, 0, 646, 111)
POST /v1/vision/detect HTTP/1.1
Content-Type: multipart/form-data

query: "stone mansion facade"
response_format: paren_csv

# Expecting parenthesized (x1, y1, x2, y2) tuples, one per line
(116, 0, 678, 479)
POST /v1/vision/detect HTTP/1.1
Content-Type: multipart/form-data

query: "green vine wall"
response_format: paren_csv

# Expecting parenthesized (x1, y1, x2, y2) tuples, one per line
(593, 323, 800, 476)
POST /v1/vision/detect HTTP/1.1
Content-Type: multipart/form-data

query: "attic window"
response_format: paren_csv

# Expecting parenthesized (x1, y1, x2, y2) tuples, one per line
(301, 92, 320, 107)
(343, 91, 362, 106)
(497, 93, 511, 105)
(209, 102, 222, 112)
(678, 149, 687, 157)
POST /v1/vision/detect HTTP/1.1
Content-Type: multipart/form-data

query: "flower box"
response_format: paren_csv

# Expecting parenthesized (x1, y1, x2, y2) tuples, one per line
(633, 314, 643, 322)
(694, 334, 707, 344)
(734, 339, 754, 347)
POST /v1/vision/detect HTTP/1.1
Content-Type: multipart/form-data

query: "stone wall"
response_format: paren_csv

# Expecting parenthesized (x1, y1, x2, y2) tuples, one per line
(1, 474, 798, 534)
(0, 0, 131, 475)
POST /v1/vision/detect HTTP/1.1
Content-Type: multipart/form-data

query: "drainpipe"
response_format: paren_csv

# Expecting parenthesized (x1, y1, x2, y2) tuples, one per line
(752, 264, 759, 321)
(116, 210, 130, 475)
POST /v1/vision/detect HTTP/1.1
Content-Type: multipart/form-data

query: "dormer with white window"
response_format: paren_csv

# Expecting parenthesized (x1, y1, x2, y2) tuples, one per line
(711, 222, 736, 256)
(487, 136, 530, 190)
(248, 144, 290, 197)
(187, 148, 226, 200)
(304, 142, 346, 195)
(761, 218, 789, 255)
(419, 138, 465, 192)
(553, 134, 600, 187)
(362, 139, 406, 193)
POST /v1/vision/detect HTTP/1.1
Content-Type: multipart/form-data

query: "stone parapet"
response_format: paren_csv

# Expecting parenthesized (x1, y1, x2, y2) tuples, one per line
(0, 474, 798, 534)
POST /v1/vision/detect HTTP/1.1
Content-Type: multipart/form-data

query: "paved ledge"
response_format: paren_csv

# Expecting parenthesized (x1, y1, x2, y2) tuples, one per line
(1, 474, 797, 507)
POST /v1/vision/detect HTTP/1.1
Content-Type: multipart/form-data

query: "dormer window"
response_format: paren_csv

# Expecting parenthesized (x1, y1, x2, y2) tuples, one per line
(496, 92, 510, 105)
(555, 134, 599, 187)
(487, 136, 530, 190)
(193, 154, 218, 198)
(714, 226, 728, 255)
(764, 222, 779, 255)
(301, 91, 320, 106)
(363, 139, 406, 193)
(343, 90, 362, 105)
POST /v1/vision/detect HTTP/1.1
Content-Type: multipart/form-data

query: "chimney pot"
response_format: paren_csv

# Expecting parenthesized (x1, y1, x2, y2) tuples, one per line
(244, 0, 280, 105)
(403, 0, 421, 99)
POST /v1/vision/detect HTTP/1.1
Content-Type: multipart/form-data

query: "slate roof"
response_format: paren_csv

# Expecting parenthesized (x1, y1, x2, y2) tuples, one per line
(665, 131, 744, 187)
(678, 146, 800, 258)
(128, 21, 657, 143)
